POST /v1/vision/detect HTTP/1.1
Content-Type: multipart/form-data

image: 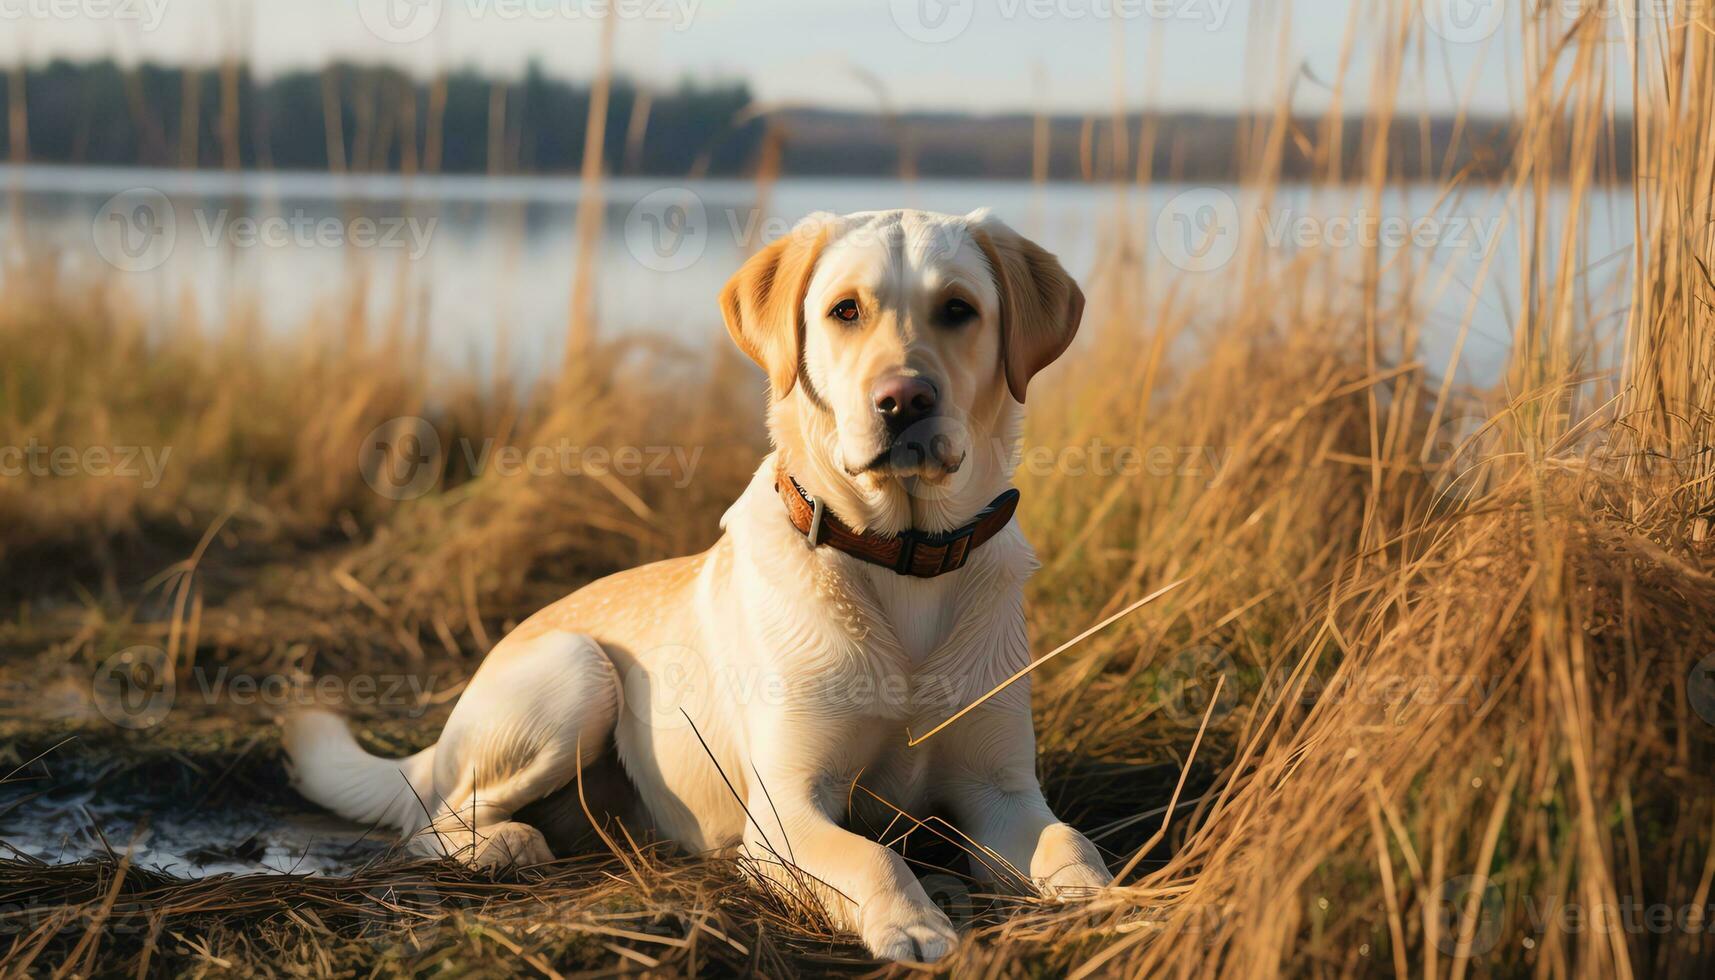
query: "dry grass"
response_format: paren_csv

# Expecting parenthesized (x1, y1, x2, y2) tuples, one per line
(4, 1, 1715, 976)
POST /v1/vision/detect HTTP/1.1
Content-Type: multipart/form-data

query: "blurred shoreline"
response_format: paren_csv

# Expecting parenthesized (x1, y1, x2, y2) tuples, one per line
(0, 59, 1619, 182)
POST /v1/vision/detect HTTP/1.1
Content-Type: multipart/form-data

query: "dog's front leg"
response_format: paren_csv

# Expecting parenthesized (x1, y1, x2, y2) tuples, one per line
(741, 750, 957, 961)
(932, 690, 1113, 896)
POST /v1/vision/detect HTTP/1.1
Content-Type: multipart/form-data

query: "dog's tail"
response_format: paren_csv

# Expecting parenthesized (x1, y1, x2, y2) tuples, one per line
(282, 710, 437, 835)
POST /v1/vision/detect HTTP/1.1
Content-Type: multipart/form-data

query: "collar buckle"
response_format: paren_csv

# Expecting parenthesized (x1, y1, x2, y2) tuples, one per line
(804, 495, 826, 549)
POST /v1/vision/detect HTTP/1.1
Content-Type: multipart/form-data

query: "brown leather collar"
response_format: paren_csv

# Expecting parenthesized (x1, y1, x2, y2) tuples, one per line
(773, 465, 1020, 578)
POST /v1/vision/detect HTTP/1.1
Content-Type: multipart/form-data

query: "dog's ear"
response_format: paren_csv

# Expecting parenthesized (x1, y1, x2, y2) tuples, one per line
(971, 214, 1084, 404)
(719, 218, 832, 399)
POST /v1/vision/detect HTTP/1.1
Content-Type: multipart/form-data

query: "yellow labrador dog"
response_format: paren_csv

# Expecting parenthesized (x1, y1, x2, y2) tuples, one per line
(284, 208, 1111, 962)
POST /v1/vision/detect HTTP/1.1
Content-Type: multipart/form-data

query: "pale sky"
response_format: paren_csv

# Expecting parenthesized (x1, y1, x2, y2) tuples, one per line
(0, 0, 1592, 116)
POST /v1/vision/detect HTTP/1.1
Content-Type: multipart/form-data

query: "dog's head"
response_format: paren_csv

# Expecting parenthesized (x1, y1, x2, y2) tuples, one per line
(720, 209, 1082, 533)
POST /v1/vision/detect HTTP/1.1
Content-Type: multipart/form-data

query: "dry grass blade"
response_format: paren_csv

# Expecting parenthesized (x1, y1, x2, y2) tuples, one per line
(906, 578, 1187, 747)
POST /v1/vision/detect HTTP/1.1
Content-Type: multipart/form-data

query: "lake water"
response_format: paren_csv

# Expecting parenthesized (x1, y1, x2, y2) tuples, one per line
(1, 165, 1635, 386)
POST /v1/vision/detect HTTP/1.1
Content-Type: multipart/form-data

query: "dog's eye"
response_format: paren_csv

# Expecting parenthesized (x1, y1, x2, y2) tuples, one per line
(937, 298, 977, 326)
(830, 299, 861, 323)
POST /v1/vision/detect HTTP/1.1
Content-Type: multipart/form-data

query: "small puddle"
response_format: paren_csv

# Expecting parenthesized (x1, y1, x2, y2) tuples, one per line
(1, 759, 394, 877)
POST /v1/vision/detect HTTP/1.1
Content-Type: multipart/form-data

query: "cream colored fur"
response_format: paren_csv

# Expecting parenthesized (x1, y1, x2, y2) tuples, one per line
(283, 208, 1109, 963)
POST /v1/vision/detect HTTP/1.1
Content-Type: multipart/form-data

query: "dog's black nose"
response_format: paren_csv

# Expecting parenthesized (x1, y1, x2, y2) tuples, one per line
(872, 376, 938, 434)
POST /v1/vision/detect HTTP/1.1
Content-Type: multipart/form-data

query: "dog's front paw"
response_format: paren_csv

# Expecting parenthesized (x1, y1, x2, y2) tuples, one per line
(859, 891, 958, 963)
(471, 821, 554, 870)
(1031, 822, 1113, 899)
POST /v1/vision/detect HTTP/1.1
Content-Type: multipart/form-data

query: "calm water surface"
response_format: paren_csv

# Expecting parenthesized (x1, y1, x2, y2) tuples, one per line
(2, 165, 1635, 387)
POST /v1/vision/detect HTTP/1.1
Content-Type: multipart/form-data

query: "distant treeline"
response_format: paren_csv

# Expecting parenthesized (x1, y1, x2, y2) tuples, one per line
(0, 60, 759, 175)
(772, 109, 1614, 183)
(0, 59, 1629, 181)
